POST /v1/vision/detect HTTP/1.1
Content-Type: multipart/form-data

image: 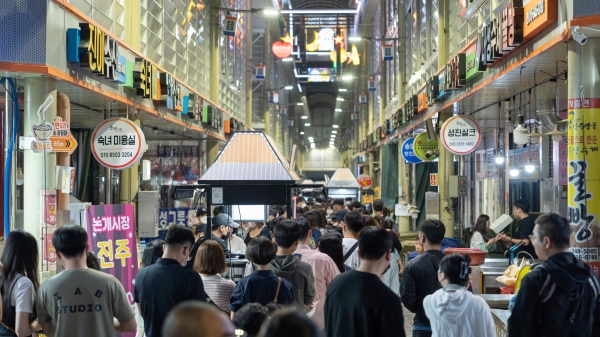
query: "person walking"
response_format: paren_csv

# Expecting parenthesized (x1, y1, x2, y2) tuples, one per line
(294, 217, 340, 330)
(339, 210, 362, 270)
(193, 240, 235, 313)
(508, 212, 600, 337)
(229, 237, 295, 317)
(324, 226, 405, 337)
(423, 254, 495, 337)
(270, 220, 316, 312)
(317, 231, 348, 273)
(401, 219, 446, 337)
(136, 239, 165, 337)
(35, 225, 136, 337)
(0, 230, 41, 337)
(135, 224, 209, 337)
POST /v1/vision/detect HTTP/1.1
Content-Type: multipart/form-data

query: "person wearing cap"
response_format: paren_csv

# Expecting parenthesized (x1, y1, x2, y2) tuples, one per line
(327, 209, 348, 227)
(212, 213, 240, 255)
(186, 208, 208, 269)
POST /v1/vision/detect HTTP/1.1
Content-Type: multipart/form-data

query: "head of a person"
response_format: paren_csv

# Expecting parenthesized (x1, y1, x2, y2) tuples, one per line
(52, 225, 89, 261)
(268, 208, 278, 221)
(279, 206, 287, 217)
(269, 216, 288, 232)
(328, 209, 349, 227)
(373, 215, 385, 226)
(196, 208, 208, 225)
(474, 214, 490, 240)
(438, 253, 472, 287)
(272, 220, 301, 249)
(382, 218, 395, 231)
(351, 201, 362, 210)
(296, 216, 312, 244)
(258, 308, 318, 337)
(296, 206, 305, 215)
(317, 231, 345, 273)
(162, 301, 235, 337)
(362, 215, 381, 228)
(247, 236, 277, 267)
(213, 214, 240, 237)
(326, 204, 334, 216)
(164, 224, 196, 265)
(142, 239, 165, 268)
(344, 203, 354, 211)
(357, 227, 392, 269)
(415, 238, 424, 255)
(213, 205, 225, 217)
(418, 219, 446, 247)
(373, 199, 384, 212)
(303, 210, 321, 230)
(1, 229, 40, 288)
(332, 198, 344, 211)
(532, 212, 571, 260)
(297, 196, 306, 208)
(316, 209, 328, 228)
(233, 303, 269, 337)
(315, 197, 323, 204)
(343, 210, 364, 235)
(194, 240, 227, 275)
(86, 252, 100, 270)
(513, 199, 530, 218)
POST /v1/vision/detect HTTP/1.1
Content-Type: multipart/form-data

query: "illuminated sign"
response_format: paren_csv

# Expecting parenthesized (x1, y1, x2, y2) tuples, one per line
(133, 57, 156, 99)
(445, 53, 466, 90)
(426, 76, 439, 106)
(359, 94, 367, 104)
(79, 23, 106, 75)
(368, 77, 376, 91)
(223, 15, 237, 36)
(256, 65, 266, 79)
(160, 73, 182, 111)
(382, 44, 393, 61)
(523, 0, 557, 39)
(418, 93, 427, 113)
(477, 0, 524, 70)
(405, 95, 418, 119)
(465, 51, 482, 80)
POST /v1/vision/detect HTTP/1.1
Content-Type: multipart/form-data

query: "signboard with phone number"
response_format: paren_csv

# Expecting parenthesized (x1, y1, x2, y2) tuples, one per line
(91, 118, 146, 170)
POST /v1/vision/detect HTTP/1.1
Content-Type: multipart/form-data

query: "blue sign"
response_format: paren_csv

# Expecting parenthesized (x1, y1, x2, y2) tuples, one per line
(158, 208, 195, 230)
(66, 28, 80, 62)
(437, 74, 452, 100)
(115, 55, 127, 84)
(182, 95, 189, 115)
(401, 137, 422, 164)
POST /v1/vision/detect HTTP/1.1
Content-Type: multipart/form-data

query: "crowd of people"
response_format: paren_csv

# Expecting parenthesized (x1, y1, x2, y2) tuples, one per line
(0, 197, 598, 337)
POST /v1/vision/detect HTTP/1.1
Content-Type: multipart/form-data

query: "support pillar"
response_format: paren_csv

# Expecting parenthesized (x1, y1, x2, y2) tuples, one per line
(209, 0, 221, 104)
(24, 78, 57, 237)
(438, 111, 454, 237)
(263, 26, 271, 136)
(125, 0, 141, 50)
(120, 116, 140, 205)
(437, 0, 449, 70)
(207, 141, 220, 166)
(567, 38, 600, 256)
(245, 13, 253, 127)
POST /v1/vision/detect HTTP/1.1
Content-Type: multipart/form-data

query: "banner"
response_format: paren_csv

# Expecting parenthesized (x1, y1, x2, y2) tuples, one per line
(158, 207, 197, 230)
(86, 204, 138, 337)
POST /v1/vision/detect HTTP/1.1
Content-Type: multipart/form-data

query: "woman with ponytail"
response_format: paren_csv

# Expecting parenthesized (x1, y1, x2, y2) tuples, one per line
(423, 254, 495, 337)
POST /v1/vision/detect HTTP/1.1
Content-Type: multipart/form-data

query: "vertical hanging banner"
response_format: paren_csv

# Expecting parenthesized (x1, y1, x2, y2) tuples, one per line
(382, 44, 393, 61)
(280, 107, 287, 116)
(359, 94, 367, 104)
(256, 65, 266, 79)
(568, 98, 600, 264)
(269, 92, 279, 104)
(351, 112, 358, 121)
(223, 15, 238, 36)
(368, 77, 376, 91)
(41, 191, 58, 272)
(86, 203, 138, 331)
(354, 105, 361, 113)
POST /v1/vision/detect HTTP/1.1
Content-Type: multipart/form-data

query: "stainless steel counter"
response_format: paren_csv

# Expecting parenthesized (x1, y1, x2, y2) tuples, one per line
(473, 258, 510, 294)
(492, 309, 511, 337)
(475, 294, 512, 309)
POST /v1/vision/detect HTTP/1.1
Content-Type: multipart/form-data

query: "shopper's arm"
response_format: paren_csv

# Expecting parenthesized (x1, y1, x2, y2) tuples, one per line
(15, 312, 37, 337)
(304, 266, 316, 306)
(400, 264, 417, 312)
(115, 317, 137, 332)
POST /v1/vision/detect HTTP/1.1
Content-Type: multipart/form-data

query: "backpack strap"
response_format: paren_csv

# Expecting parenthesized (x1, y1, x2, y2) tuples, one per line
(273, 277, 281, 304)
(344, 242, 359, 262)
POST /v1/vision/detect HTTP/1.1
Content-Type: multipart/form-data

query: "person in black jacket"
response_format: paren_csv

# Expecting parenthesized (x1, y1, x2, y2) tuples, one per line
(508, 212, 600, 337)
(400, 219, 446, 337)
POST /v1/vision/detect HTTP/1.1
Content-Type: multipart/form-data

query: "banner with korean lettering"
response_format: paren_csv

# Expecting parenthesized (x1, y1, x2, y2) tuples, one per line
(158, 208, 196, 230)
(568, 98, 600, 264)
(86, 203, 137, 337)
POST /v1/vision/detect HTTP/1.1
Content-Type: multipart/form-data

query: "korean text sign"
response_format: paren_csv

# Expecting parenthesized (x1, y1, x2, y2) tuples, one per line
(86, 203, 138, 336)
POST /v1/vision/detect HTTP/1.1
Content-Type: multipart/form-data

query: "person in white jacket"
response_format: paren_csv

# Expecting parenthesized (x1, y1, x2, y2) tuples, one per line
(423, 254, 495, 337)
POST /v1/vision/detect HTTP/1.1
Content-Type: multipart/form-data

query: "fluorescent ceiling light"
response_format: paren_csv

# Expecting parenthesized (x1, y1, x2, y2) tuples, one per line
(301, 116, 309, 119)
(348, 36, 362, 42)
(339, 88, 347, 92)
(332, 125, 339, 128)
(282, 57, 294, 62)
(336, 98, 344, 101)
(296, 102, 304, 106)
(300, 132, 305, 135)
(335, 108, 342, 112)
(262, 9, 280, 16)
(308, 137, 314, 140)
(304, 123, 311, 126)
(329, 144, 336, 149)
(342, 75, 353, 81)
(284, 85, 294, 90)
(280, 8, 358, 14)
(332, 131, 337, 134)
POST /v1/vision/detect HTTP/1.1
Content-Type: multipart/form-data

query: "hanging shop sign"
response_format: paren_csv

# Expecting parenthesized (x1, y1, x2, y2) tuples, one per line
(133, 57, 159, 100)
(426, 76, 439, 106)
(223, 15, 238, 36)
(368, 77, 376, 91)
(256, 65, 266, 79)
(272, 40, 293, 58)
(417, 93, 427, 113)
(280, 107, 287, 116)
(269, 92, 279, 104)
(31, 94, 55, 153)
(160, 73, 182, 111)
(287, 119, 294, 127)
(523, 0, 557, 39)
(359, 94, 367, 104)
(413, 132, 439, 161)
(49, 116, 78, 154)
(404, 95, 419, 120)
(477, 0, 524, 70)
(440, 115, 481, 155)
(351, 112, 358, 121)
(357, 174, 373, 190)
(186, 94, 202, 120)
(85, 204, 138, 312)
(202, 106, 224, 130)
(382, 44, 393, 61)
(157, 207, 195, 229)
(354, 105, 361, 113)
(465, 51, 483, 80)
(437, 74, 451, 100)
(91, 117, 146, 170)
(444, 53, 466, 91)
(401, 137, 422, 164)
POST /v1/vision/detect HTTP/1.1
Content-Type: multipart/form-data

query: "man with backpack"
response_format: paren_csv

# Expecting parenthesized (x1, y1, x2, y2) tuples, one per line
(508, 212, 600, 337)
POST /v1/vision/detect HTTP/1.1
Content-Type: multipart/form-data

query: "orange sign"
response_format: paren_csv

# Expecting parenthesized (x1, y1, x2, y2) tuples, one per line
(418, 93, 427, 113)
(49, 134, 78, 154)
(523, 0, 557, 39)
(430, 173, 438, 187)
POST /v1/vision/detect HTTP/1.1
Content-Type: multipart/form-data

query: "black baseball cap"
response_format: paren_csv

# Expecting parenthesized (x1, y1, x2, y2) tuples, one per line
(196, 208, 208, 217)
(327, 209, 349, 222)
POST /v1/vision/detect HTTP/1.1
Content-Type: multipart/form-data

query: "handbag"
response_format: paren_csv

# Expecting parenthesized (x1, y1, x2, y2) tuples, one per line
(268, 277, 282, 308)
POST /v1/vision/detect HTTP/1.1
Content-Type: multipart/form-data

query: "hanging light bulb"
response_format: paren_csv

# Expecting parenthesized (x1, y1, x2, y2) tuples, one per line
(528, 124, 542, 144)
(495, 155, 505, 165)
(544, 123, 567, 143)
(513, 114, 529, 145)
(509, 169, 520, 177)
(525, 164, 535, 173)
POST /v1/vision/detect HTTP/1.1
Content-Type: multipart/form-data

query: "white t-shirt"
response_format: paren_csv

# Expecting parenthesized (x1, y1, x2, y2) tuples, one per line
(11, 274, 35, 313)
(342, 238, 360, 270)
(200, 274, 235, 313)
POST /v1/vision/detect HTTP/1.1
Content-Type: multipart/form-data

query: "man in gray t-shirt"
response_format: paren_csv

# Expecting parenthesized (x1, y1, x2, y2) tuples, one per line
(36, 226, 136, 337)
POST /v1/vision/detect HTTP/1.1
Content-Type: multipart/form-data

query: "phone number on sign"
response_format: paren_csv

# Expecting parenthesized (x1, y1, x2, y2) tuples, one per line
(448, 141, 475, 147)
(99, 152, 134, 158)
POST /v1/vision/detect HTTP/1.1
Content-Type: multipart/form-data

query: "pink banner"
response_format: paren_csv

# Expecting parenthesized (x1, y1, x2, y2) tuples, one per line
(86, 204, 138, 337)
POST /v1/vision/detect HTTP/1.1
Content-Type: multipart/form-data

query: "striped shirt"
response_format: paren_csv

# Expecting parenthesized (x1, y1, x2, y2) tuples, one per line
(200, 274, 235, 313)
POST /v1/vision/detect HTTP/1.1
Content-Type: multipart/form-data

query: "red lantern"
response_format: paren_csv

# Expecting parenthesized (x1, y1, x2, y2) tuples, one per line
(271, 41, 293, 58)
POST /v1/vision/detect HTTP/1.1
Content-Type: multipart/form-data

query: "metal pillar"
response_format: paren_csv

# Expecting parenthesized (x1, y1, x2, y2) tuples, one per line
(210, 0, 221, 104)
(263, 25, 271, 136)
(120, 115, 140, 205)
(438, 111, 455, 237)
(207, 140, 220, 166)
(437, 0, 449, 69)
(4, 78, 17, 232)
(567, 38, 600, 255)
(245, 13, 253, 127)
(23, 78, 57, 237)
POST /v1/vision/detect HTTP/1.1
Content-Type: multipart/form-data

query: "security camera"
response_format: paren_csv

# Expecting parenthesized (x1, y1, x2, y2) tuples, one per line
(572, 27, 588, 45)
